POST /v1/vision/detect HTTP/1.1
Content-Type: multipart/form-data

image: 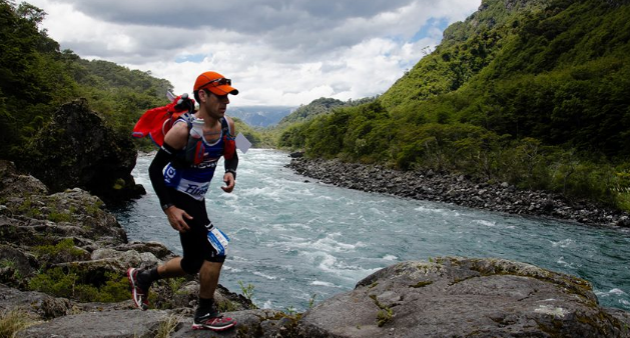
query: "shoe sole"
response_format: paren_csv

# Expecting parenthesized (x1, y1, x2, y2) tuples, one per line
(127, 268, 148, 311)
(191, 322, 236, 331)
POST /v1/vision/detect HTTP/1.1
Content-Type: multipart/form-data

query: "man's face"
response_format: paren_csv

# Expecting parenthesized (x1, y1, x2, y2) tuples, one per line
(202, 90, 229, 118)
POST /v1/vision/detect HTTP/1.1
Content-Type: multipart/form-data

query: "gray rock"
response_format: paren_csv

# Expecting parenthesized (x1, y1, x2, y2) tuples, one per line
(16, 309, 174, 338)
(0, 285, 75, 321)
(15, 308, 291, 338)
(0, 161, 48, 197)
(0, 244, 37, 286)
(112, 241, 173, 260)
(23, 99, 145, 204)
(90, 248, 161, 268)
(299, 257, 630, 338)
(170, 309, 287, 338)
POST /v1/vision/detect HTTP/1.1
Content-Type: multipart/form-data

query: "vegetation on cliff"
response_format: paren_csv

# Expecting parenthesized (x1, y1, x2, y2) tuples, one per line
(278, 0, 630, 211)
(0, 1, 265, 165)
(0, 0, 174, 164)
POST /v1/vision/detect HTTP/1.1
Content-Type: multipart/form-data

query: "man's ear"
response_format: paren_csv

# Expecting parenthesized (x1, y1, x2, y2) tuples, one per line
(198, 89, 207, 103)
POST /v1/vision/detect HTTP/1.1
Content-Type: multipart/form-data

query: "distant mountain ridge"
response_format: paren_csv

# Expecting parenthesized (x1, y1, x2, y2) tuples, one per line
(277, 96, 378, 127)
(228, 106, 296, 127)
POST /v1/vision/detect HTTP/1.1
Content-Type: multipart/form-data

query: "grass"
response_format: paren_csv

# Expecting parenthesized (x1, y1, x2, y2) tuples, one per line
(376, 307, 394, 327)
(154, 315, 181, 338)
(238, 280, 255, 301)
(369, 294, 394, 327)
(0, 309, 37, 338)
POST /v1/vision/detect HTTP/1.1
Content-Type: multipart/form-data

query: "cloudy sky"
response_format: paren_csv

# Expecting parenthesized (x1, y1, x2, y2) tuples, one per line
(27, 0, 481, 107)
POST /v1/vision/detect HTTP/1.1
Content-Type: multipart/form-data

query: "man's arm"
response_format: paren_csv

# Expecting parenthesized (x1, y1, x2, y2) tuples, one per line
(149, 123, 192, 232)
(222, 116, 238, 193)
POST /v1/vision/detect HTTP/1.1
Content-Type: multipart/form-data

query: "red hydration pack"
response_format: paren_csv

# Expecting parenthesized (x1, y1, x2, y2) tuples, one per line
(132, 92, 236, 161)
(132, 92, 194, 147)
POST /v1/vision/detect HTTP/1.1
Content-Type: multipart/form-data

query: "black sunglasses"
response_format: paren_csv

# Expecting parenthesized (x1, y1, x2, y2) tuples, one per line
(199, 78, 231, 90)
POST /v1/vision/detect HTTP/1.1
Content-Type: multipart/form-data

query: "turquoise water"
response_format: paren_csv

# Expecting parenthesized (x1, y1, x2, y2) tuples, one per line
(112, 149, 630, 312)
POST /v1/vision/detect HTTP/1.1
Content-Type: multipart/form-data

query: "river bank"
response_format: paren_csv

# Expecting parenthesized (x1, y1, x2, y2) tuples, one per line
(4, 154, 630, 337)
(286, 156, 630, 228)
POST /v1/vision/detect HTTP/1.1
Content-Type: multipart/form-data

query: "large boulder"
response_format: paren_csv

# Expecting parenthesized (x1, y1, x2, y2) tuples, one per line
(0, 187, 128, 250)
(23, 99, 144, 205)
(15, 309, 175, 338)
(300, 257, 630, 338)
(0, 161, 48, 197)
(16, 309, 290, 338)
(0, 285, 75, 321)
(0, 244, 38, 287)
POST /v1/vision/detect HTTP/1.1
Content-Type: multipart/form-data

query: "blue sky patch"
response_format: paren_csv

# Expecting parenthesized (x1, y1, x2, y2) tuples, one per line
(175, 53, 207, 63)
(411, 17, 450, 42)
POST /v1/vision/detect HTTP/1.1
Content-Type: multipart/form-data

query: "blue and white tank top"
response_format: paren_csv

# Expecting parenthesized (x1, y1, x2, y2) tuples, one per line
(163, 119, 230, 201)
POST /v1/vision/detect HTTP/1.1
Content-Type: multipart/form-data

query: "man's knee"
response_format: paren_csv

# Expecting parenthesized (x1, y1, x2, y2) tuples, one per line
(180, 258, 203, 274)
(181, 255, 226, 274)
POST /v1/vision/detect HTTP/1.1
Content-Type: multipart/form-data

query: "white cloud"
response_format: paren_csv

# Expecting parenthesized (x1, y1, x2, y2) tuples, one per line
(27, 0, 481, 107)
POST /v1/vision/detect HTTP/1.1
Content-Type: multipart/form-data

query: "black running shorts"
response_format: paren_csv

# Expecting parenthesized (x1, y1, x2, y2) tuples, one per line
(169, 189, 226, 274)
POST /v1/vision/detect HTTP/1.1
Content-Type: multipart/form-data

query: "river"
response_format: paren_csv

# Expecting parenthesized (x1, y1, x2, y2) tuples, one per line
(111, 149, 630, 313)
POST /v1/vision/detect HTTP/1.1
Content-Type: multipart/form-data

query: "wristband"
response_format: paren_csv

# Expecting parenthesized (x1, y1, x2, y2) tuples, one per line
(225, 169, 237, 179)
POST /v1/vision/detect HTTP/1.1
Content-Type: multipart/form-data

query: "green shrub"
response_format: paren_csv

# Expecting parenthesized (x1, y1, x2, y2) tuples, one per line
(28, 267, 129, 303)
(32, 238, 84, 259)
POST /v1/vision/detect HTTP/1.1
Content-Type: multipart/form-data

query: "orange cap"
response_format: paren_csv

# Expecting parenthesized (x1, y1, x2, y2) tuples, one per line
(193, 71, 239, 96)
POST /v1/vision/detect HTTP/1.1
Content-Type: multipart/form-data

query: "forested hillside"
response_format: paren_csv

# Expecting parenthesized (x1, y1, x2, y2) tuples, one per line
(278, 0, 630, 210)
(273, 96, 376, 147)
(0, 1, 173, 163)
(277, 97, 377, 126)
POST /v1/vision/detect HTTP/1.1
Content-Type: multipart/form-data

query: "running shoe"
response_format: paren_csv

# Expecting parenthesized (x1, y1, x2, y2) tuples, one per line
(127, 268, 149, 310)
(192, 313, 237, 331)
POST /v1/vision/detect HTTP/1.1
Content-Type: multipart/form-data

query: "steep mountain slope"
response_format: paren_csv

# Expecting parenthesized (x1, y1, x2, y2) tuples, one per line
(381, 0, 550, 109)
(382, 0, 630, 157)
(279, 0, 630, 209)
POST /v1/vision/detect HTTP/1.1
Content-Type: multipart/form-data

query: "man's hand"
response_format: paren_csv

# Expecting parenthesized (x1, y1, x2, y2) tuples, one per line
(164, 205, 192, 232)
(221, 172, 235, 193)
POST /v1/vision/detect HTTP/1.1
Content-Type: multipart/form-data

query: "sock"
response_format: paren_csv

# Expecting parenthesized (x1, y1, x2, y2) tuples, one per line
(149, 267, 161, 281)
(195, 297, 215, 319)
(138, 267, 159, 287)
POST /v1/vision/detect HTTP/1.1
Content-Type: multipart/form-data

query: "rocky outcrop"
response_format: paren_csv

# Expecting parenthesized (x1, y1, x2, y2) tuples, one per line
(0, 160, 258, 335)
(300, 257, 630, 338)
(2, 159, 630, 337)
(287, 157, 630, 227)
(22, 99, 145, 205)
(11, 257, 630, 338)
(15, 308, 297, 338)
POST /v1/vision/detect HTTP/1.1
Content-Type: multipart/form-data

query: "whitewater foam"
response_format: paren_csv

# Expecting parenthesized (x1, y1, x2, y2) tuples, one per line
(551, 239, 574, 248)
(473, 219, 496, 227)
(253, 271, 279, 280)
(383, 254, 398, 261)
(310, 280, 341, 288)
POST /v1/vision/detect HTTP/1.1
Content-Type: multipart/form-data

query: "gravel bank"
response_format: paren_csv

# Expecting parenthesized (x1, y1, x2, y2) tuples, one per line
(286, 156, 630, 228)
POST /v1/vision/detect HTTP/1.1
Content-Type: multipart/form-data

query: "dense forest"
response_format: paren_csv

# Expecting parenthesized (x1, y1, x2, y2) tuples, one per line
(0, 0, 172, 160)
(278, 0, 630, 211)
(0, 0, 262, 162)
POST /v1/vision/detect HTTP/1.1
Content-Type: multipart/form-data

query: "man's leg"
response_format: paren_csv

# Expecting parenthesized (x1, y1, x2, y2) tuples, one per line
(128, 257, 186, 310)
(192, 260, 236, 331)
(198, 260, 222, 299)
(157, 257, 187, 278)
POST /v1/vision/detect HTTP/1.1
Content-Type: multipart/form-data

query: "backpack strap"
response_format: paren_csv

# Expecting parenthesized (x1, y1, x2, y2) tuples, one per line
(174, 113, 194, 129)
(221, 117, 236, 160)
(220, 117, 231, 135)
